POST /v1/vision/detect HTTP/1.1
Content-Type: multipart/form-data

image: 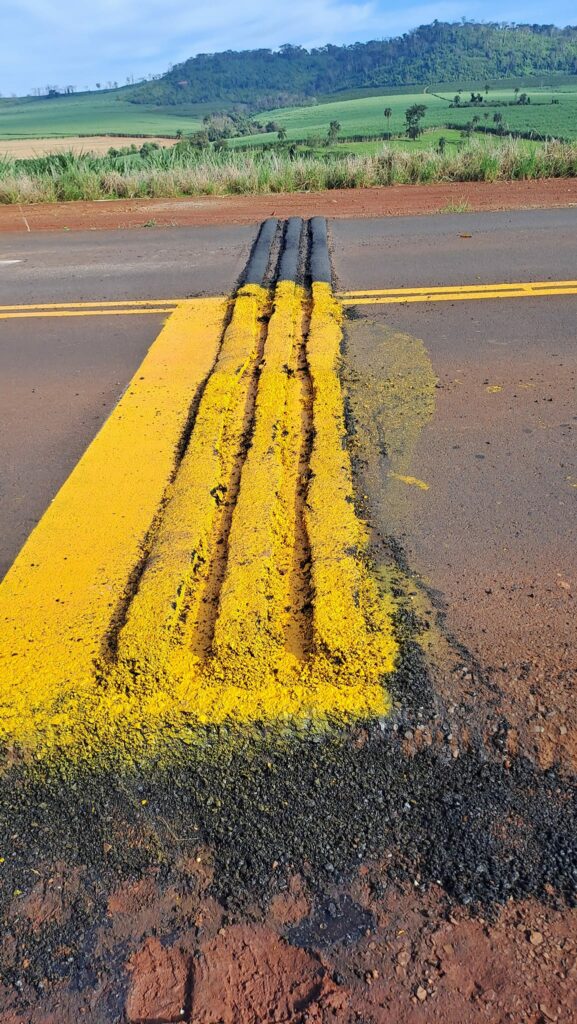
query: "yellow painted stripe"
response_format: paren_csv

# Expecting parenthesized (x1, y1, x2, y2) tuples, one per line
(305, 282, 397, 689)
(342, 279, 577, 296)
(0, 298, 227, 752)
(210, 279, 304, 684)
(0, 308, 176, 320)
(340, 279, 577, 305)
(0, 280, 398, 761)
(0, 298, 183, 311)
(114, 283, 269, 677)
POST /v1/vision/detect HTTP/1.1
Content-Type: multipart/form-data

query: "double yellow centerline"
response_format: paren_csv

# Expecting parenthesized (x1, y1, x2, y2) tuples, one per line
(2, 278, 576, 321)
(339, 279, 577, 305)
(0, 299, 180, 319)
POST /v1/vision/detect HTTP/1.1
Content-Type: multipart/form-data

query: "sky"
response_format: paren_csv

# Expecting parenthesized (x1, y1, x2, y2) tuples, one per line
(1, 0, 576, 97)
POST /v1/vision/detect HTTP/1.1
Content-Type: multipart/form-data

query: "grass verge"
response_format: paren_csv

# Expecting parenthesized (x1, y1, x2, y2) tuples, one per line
(1, 139, 577, 203)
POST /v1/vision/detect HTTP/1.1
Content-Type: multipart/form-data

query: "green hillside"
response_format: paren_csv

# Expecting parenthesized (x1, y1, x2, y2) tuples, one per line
(130, 23, 577, 108)
(3, 21, 577, 144)
(0, 91, 204, 140)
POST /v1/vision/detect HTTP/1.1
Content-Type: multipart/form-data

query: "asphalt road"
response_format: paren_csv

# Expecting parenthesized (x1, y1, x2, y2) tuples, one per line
(0, 226, 253, 577)
(1, 209, 577, 1023)
(332, 210, 577, 738)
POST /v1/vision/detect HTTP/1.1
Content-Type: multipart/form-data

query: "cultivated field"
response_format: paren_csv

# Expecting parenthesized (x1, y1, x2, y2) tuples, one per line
(2, 80, 577, 204)
(231, 83, 577, 147)
(0, 91, 202, 139)
(2, 80, 577, 146)
(0, 136, 178, 158)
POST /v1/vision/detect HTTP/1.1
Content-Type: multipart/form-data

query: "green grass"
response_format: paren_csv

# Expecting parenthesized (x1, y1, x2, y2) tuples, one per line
(230, 128, 467, 155)
(0, 91, 203, 140)
(234, 129, 518, 158)
(1, 139, 576, 205)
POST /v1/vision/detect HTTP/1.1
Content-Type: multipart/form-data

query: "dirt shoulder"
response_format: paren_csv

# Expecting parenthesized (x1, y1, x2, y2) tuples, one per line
(1, 177, 577, 233)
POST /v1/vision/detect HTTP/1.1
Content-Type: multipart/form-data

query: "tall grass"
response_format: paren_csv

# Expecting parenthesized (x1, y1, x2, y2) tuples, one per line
(1, 139, 577, 204)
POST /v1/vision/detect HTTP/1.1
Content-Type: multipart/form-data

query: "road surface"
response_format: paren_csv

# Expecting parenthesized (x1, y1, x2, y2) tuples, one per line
(0, 209, 576, 1024)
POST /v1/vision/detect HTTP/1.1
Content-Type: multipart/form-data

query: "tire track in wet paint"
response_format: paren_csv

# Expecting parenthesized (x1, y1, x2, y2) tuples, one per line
(0, 219, 397, 763)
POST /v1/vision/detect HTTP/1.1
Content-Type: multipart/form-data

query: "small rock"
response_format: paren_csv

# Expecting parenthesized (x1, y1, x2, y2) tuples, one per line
(416, 986, 427, 1002)
(539, 1005, 558, 1021)
(397, 949, 411, 967)
(530, 931, 544, 946)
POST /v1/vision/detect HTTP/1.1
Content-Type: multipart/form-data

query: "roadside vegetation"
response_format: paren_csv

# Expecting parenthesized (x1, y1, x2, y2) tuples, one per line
(2, 138, 577, 204)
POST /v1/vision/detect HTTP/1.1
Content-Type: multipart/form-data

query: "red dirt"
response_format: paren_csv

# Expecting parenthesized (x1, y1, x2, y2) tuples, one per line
(118, 883, 577, 1024)
(2, 178, 577, 233)
(125, 937, 189, 1024)
(3, 867, 577, 1023)
(189, 924, 345, 1024)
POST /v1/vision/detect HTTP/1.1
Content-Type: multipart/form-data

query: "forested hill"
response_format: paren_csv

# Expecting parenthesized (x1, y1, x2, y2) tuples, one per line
(129, 22, 577, 108)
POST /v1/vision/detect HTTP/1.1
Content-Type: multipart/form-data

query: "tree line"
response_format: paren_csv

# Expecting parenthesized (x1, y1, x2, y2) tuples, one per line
(128, 22, 577, 110)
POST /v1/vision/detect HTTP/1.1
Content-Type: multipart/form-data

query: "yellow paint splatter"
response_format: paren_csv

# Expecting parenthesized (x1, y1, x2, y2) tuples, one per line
(388, 473, 430, 491)
(486, 385, 503, 393)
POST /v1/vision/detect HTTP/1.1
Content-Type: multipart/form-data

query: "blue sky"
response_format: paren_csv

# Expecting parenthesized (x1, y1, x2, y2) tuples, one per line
(1, 0, 576, 96)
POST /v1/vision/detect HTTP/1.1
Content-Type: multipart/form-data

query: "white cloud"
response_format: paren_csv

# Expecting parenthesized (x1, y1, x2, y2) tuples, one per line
(1, 0, 575, 95)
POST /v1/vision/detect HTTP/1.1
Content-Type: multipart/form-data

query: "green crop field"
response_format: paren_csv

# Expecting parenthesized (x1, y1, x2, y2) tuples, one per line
(0, 91, 203, 140)
(229, 83, 577, 148)
(229, 128, 527, 157)
(1, 79, 576, 147)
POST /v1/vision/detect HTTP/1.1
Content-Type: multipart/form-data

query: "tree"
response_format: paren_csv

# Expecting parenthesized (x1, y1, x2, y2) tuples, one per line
(437, 136, 447, 154)
(404, 103, 427, 140)
(277, 126, 287, 142)
(383, 106, 392, 137)
(96, 83, 101, 89)
(453, 94, 461, 106)
(327, 119, 341, 144)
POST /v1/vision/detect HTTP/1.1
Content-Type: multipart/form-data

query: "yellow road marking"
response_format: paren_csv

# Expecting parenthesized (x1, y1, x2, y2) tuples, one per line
(340, 279, 577, 305)
(0, 299, 182, 310)
(0, 309, 177, 320)
(0, 279, 397, 761)
(0, 298, 226, 753)
(114, 282, 270, 679)
(0, 298, 185, 320)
